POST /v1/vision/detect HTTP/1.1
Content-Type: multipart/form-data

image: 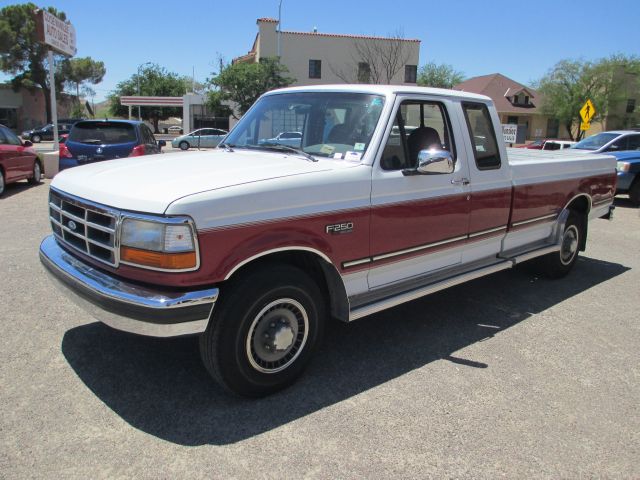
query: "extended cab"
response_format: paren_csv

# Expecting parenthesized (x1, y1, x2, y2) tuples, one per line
(40, 85, 616, 396)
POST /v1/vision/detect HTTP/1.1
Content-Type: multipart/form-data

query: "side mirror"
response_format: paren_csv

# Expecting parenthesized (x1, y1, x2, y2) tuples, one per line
(403, 149, 454, 176)
(23, 140, 33, 147)
(158, 140, 166, 147)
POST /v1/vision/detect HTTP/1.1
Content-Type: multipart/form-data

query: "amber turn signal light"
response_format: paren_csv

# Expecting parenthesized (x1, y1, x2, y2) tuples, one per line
(120, 246, 197, 270)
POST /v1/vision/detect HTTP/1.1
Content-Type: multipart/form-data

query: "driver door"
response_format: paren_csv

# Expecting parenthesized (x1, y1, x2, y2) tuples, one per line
(368, 97, 471, 289)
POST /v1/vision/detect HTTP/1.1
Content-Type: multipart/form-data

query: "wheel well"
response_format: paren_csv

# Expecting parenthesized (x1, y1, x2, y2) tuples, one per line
(226, 250, 350, 322)
(565, 195, 590, 250)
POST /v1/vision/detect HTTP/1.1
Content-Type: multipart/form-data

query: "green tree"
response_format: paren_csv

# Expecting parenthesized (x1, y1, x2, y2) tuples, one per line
(417, 62, 465, 89)
(537, 55, 640, 140)
(207, 57, 294, 117)
(61, 57, 106, 117)
(0, 3, 68, 122)
(109, 64, 189, 133)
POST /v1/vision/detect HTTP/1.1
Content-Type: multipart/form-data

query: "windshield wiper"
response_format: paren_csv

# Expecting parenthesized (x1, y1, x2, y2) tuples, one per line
(255, 143, 318, 162)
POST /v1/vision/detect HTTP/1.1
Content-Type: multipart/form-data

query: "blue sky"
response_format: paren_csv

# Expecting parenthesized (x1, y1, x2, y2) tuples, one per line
(2, 0, 639, 102)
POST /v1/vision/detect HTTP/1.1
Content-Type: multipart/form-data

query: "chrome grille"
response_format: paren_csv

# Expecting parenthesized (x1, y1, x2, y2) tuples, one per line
(49, 190, 118, 266)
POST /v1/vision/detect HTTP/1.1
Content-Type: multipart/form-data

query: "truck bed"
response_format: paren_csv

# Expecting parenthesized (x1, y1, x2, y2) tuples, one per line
(507, 148, 616, 185)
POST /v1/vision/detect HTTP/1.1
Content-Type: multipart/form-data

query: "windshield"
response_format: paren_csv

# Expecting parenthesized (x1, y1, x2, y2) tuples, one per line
(69, 122, 137, 145)
(571, 132, 618, 150)
(223, 92, 385, 159)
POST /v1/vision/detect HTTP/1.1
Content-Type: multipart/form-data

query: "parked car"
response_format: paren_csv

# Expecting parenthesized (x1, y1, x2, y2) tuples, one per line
(518, 139, 576, 150)
(40, 85, 616, 397)
(570, 130, 640, 153)
(58, 120, 165, 171)
(259, 131, 303, 148)
(171, 128, 227, 150)
(612, 150, 640, 205)
(167, 125, 183, 134)
(0, 124, 41, 196)
(21, 118, 83, 143)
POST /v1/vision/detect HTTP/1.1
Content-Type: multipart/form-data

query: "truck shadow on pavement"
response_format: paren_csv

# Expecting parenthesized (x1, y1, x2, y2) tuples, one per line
(61, 256, 629, 446)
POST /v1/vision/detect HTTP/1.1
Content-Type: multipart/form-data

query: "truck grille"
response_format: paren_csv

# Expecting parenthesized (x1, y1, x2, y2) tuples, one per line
(49, 190, 119, 267)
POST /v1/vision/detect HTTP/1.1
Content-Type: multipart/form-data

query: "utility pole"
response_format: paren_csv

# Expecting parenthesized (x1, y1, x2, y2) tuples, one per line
(277, 0, 283, 58)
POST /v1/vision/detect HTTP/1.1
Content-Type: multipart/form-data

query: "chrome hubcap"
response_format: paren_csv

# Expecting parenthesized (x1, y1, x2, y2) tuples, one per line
(246, 298, 309, 374)
(34, 163, 40, 180)
(560, 225, 579, 265)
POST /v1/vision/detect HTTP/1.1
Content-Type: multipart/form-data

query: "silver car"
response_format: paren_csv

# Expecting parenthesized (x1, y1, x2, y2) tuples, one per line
(171, 128, 228, 150)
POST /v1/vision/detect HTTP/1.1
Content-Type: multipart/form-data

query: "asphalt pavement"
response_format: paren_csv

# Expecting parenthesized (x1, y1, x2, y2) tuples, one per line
(0, 178, 638, 478)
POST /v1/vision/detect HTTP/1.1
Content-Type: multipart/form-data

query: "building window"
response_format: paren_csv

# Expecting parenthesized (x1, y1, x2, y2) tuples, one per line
(404, 65, 417, 83)
(524, 95, 529, 105)
(358, 62, 371, 83)
(308, 59, 321, 79)
(627, 99, 636, 114)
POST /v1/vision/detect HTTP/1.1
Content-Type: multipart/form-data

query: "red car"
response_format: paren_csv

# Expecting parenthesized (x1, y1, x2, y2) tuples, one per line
(0, 124, 42, 196)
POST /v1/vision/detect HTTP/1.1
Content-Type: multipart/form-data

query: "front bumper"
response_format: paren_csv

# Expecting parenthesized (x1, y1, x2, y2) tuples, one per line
(616, 171, 635, 193)
(39, 235, 218, 337)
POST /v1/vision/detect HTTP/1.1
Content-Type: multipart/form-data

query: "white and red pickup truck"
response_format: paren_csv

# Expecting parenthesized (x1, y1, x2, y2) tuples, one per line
(40, 85, 616, 396)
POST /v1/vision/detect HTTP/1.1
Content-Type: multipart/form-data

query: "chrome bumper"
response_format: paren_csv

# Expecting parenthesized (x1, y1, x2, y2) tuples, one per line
(39, 235, 218, 337)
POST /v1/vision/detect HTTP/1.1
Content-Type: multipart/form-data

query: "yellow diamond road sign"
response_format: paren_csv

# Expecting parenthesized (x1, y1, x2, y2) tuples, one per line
(580, 99, 596, 123)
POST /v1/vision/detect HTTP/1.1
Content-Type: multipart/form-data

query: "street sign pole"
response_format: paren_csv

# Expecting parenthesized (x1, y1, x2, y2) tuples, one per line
(48, 49, 59, 149)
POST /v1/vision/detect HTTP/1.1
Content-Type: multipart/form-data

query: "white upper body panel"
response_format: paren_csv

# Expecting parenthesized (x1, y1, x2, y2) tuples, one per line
(50, 86, 615, 229)
(507, 148, 616, 186)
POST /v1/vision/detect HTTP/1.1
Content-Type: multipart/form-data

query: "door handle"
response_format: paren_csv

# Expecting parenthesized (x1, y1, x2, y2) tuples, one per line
(451, 177, 470, 185)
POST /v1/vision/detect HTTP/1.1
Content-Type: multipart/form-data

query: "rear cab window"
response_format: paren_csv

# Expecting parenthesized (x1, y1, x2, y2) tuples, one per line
(462, 102, 501, 170)
(69, 122, 137, 145)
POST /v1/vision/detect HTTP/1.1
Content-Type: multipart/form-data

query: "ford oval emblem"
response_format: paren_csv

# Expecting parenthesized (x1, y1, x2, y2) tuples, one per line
(68, 220, 77, 231)
(96, 147, 103, 154)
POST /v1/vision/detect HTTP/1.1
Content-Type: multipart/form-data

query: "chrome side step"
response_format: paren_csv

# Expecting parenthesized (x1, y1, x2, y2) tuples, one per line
(347, 243, 561, 322)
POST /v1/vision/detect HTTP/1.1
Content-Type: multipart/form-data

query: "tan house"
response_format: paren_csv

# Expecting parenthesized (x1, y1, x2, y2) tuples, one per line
(235, 18, 421, 86)
(454, 73, 570, 141)
(0, 83, 74, 132)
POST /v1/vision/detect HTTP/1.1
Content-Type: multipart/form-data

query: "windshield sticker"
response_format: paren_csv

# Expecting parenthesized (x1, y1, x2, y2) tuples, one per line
(344, 151, 362, 162)
(320, 144, 336, 155)
(354, 142, 365, 151)
(371, 98, 383, 107)
(333, 152, 344, 159)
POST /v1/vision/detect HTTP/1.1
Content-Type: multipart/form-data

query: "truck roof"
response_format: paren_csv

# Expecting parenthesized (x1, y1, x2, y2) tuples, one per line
(266, 84, 492, 103)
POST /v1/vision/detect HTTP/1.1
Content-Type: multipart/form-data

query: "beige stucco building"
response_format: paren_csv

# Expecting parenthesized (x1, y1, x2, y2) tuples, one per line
(0, 83, 74, 132)
(235, 18, 421, 87)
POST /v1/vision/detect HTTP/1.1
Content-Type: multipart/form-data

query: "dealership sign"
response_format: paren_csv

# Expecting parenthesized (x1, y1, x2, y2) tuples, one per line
(34, 9, 76, 57)
(502, 124, 518, 143)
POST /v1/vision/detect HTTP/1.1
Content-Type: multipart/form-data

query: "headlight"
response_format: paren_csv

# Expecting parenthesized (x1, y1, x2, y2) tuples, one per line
(119, 217, 198, 271)
(617, 162, 630, 173)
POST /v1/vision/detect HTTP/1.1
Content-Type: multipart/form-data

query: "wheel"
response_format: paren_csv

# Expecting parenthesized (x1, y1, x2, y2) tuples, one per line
(27, 161, 42, 185)
(535, 212, 583, 278)
(31, 134, 41, 143)
(179, 141, 190, 151)
(199, 265, 325, 397)
(0, 169, 5, 196)
(629, 179, 640, 207)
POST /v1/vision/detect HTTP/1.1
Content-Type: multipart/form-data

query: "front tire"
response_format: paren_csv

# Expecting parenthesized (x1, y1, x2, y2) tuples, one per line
(28, 161, 42, 185)
(179, 141, 190, 151)
(536, 212, 583, 278)
(199, 265, 325, 397)
(0, 169, 5, 196)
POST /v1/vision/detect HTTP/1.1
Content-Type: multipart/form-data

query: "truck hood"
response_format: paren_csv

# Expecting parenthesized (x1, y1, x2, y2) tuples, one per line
(51, 149, 336, 214)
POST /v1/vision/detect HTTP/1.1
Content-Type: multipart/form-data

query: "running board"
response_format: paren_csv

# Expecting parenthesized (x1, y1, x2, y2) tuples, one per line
(347, 243, 561, 322)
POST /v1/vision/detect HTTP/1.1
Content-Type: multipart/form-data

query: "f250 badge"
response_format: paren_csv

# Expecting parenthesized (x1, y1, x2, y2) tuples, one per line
(325, 222, 354, 235)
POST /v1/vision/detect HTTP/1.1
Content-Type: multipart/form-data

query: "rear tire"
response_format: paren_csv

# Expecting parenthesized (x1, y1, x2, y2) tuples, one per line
(199, 265, 325, 397)
(179, 141, 189, 151)
(535, 212, 583, 278)
(0, 169, 5, 196)
(31, 134, 41, 143)
(629, 179, 640, 207)
(27, 161, 41, 185)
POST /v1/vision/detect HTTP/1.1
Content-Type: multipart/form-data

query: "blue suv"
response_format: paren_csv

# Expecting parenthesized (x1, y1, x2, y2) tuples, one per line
(59, 120, 165, 170)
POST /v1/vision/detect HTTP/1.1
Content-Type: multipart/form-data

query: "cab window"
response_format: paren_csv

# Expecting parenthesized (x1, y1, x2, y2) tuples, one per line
(462, 102, 501, 170)
(380, 101, 454, 170)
